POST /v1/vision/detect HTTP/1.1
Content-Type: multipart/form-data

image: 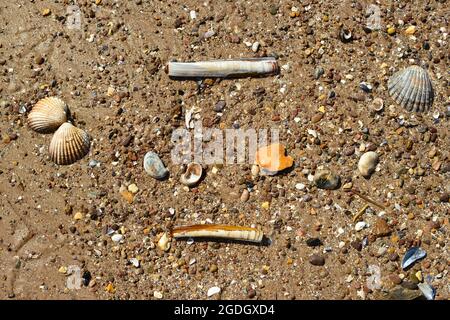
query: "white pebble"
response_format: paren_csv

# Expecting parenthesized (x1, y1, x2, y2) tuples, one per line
(129, 258, 140, 268)
(251, 42, 260, 52)
(355, 221, 367, 231)
(189, 10, 197, 20)
(295, 183, 305, 190)
(111, 234, 123, 242)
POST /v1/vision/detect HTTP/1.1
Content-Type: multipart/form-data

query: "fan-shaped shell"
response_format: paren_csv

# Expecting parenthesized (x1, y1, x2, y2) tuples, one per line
(49, 123, 90, 165)
(28, 97, 68, 133)
(388, 66, 433, 112)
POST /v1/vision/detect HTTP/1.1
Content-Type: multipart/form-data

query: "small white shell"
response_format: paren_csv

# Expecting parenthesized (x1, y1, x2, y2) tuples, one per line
(28, 97, 68, 133)
(388, 65, 433, 112)
(180, 162, 203, 187)
(49, 122, 90, 165)
(157, 232, 171, 251)
(371, 98, 384, 112)
(358, 151, 379, 178)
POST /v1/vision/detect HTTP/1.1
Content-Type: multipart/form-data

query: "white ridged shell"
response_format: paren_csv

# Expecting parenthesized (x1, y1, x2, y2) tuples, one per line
(28, 97, 68, 133)
(49, 123, 90, 165)
(388, 66, 433, 112)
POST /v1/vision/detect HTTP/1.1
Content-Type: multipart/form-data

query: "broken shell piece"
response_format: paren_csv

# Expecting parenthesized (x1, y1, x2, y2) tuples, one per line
(143, 151, 169, 180)
(358, 151, 379, 178)
(49, 122, 90, 165)
(371, 98, 384, 112)
(388, 65, 434, 112)
(417, 282, 435, 300)
(180, 162, 203, 187)
(28, 97, 69, 133)
(168, 57, 278, 78)
(339, 27, 353, 42)
(172, 224, 263, 243)
(313, 169, 341, 190)
(402, 247, 426, 270)
(207, 286, 221, 297)
(157, 232, 171, 251)
(255, 143, 294, 176)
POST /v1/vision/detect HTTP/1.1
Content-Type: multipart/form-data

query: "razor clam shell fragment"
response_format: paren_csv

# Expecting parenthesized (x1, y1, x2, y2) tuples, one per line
(28, 97, 69, 133)
(49, 122, 90, 165)
(172, 224, 264, 243)
(168, 57, 279, 78)
(388, 65, 434, 112)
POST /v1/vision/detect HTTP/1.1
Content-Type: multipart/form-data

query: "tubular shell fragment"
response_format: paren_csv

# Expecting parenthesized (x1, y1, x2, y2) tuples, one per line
(168, 57, 279, 78)
(172, 224, 264, 243)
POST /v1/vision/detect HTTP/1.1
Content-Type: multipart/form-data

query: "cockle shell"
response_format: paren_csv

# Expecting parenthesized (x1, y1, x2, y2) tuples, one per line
(49, 122, 90, 165)
(28, 97, 69, 133)
(143, 151, 169, 180)
(388, 65, 433, 112)
(255, 143, 294, 175)
(180, 162, 202, 187)
(358, 151, 379, 178)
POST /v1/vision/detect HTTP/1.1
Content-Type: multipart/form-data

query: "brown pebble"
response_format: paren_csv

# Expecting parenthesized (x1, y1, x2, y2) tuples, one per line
(389, 274, 402, 285)
(388, 253, 399, 261)
(309, 254, 325, 266)
(373, 218, 392, 238)
(247, 288, 256, 298)
(209, 264, 218, 273)
(351, 240, 362, 251)
(311, 113, 323, 123)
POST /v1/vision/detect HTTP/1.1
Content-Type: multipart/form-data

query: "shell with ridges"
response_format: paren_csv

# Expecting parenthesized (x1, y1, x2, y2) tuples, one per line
(49, 122, 90, 165)
(28, 97, 69, 133)
(388, 65, 433, 112)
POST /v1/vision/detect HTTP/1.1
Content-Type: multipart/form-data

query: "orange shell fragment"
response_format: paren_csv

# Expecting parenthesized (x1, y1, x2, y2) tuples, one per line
(255, 143, 294, 174)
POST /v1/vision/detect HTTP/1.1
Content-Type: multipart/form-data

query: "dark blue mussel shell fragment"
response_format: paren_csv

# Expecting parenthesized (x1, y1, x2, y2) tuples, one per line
(401, 247, 426, 270)
(418, 282, 436, 300)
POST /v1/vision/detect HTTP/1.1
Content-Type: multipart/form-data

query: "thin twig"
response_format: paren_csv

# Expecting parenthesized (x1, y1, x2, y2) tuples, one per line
(352, 190, 386, 210)
(353, 204, 369, 223)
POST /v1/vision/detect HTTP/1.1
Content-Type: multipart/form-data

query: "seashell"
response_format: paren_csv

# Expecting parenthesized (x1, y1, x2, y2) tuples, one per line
(157, 232, 171, 251)
(385, 286, 423, 300)
(313, 169, 341, 190)
(417, 282, 435, 300)
(180, 162, 202, 187)
(370, 98, 384, 112)
(207, 286, 221, 297)
(143, 151, 169, 180)
(339, 27, 353, 42)
(28, 97, 69, 133)
(358, 151, 379, 178)
(172, 224, 264, 243)
(402, 247, 426, 270)
(388, 65, 434, 112)
(49, 122, 90, 165)
(168, 57, 279, 78)
(255, 143, 294, 176)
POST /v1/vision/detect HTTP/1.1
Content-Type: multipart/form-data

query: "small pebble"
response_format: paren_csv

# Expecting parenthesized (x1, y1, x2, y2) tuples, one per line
(309, 254, 325, 266)
(306, 238, 322, 247)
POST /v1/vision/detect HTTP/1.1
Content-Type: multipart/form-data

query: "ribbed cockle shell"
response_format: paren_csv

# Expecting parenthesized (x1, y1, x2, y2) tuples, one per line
(49, 122, 90, 165)
(28, 97, 69, 133)
(388, 65, 433, 112)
